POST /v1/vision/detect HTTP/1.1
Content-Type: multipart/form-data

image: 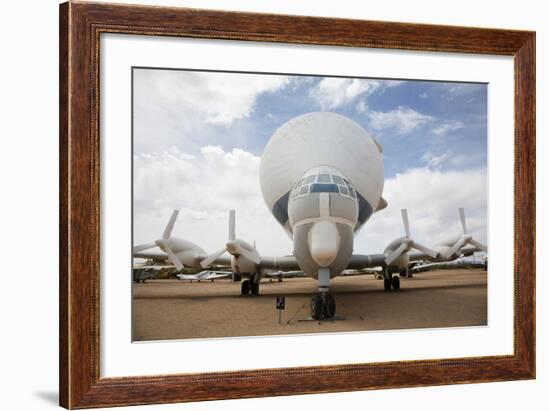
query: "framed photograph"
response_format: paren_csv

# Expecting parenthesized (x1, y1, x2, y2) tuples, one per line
(59, 1, 535, 409)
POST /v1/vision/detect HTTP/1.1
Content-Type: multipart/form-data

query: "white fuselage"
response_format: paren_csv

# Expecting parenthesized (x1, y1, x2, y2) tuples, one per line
(260, 112, 385, 279)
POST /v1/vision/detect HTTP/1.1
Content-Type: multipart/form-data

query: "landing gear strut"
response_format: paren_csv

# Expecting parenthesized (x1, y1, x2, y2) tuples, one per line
(311, 268, 336, 320)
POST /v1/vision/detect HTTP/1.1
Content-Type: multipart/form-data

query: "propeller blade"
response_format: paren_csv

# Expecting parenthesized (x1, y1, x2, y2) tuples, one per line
(200, 248, 227, 268)
(164, 246, 184, 271)
(459, 208, 467, 234)
(401, 209, 411, 238)
(470, 238, 488, 252)
(228, 209, 236, 241)
(385, 242, 409, 266)
(446, 237, 466, 259)
(411, 241, 438, 259)
(162, 210, 179, 240)
(133, 243, 156, 253)
(234, 245, 261, 264)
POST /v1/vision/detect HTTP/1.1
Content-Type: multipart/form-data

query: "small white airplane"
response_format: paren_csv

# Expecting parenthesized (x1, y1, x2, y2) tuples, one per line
(134, 112, 487, 320)
(176, 270, 232, 282)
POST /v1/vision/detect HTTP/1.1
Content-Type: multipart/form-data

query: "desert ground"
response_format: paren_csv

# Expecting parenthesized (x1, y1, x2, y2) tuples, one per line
(132, 268, 487, 341)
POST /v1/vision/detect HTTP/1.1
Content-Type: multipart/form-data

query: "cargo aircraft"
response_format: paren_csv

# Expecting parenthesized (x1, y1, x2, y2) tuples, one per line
(134, 113, 486, 320)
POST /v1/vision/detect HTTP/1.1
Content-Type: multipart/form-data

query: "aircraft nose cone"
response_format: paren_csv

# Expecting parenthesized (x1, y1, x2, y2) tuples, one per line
(309, 221, 341, 267)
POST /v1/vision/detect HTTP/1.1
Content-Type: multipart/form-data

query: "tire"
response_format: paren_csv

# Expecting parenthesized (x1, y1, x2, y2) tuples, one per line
(324, 294, 336, 319)
(311, 295, 324, 320)
(384, 278, 392, 291)
(251, 282, 260, 295)
(392, 276, 400, 290)
(241, 280, 251, 295)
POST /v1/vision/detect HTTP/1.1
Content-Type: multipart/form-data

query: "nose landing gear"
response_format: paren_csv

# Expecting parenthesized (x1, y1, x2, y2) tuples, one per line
(311, 268, 336, 320)
(311, 293, 336, 320)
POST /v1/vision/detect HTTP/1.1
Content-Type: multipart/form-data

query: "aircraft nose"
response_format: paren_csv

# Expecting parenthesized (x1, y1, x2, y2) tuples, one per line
(309, 221, 341, 267)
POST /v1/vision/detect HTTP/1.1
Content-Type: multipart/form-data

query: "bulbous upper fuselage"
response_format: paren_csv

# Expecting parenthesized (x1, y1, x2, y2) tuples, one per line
(259, 112, 385, 277)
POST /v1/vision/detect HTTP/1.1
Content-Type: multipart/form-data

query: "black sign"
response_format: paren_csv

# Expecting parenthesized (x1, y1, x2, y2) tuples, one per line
(276, 296, 285, 310)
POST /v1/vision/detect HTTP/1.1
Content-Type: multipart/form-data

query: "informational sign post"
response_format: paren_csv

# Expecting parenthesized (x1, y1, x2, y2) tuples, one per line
(276, 296, 285, 325)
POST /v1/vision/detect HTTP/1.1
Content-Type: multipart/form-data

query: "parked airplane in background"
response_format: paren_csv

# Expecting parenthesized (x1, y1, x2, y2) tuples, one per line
(176, 270, 232, 282)
(134, 112, 486, 320)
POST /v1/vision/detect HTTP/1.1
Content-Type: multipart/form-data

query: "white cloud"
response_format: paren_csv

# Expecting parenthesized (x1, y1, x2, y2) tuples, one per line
(432, 120, 464, 136)
(133, 145, 292, 255)
(368, 106, 434, 134)
(356, 167, 487, 253)
(421, 150, 452, 169)
(135, 69, 289, 127)
(444, 83, 485, 101)
(310, 78, 402, 110)
(355, 99, 368, 114)
(419, 92, 429, 99)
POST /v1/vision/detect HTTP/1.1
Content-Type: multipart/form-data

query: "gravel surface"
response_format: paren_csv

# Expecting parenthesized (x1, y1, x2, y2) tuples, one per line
(132, 269, 487, 341)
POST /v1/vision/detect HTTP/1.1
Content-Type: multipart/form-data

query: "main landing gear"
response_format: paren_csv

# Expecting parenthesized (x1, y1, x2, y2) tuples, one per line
(240, 275, 260, 296)
(383, 274, 400, 291)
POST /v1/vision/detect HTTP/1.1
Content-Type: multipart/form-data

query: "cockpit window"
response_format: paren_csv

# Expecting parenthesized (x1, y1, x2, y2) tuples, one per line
(310, 183, 339, 193)
(293, 174, 357, 200)
(332, 175, 344, 185)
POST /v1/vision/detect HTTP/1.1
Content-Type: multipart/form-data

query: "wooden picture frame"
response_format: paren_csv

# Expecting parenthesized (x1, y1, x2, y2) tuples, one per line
(59, 1, 535, 408)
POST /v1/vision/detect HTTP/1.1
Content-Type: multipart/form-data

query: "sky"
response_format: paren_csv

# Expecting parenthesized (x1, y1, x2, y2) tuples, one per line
(133, 68, 487, 256)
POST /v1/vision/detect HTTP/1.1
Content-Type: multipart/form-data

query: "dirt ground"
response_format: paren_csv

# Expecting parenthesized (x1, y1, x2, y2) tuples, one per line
(132, 269, 487, 341)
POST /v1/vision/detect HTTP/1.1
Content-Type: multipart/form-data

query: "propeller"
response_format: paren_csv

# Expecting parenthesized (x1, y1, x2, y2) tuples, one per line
(200, 210, 261, 268)
(133, 243, 156, 253)
(385, 209, 438, 266)
(443, 208, 487, 259)
(133, 210, 184, 271)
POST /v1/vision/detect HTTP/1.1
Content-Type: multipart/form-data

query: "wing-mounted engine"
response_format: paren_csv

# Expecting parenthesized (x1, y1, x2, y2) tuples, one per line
(383, 209, 438, 269)
(133, 210, 206, 270)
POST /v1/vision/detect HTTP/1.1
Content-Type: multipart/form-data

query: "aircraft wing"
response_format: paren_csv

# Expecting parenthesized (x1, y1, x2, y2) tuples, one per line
(198, 271, 232, 280)
(133, 250, 169, 261)
(133, 264, 174, 271)
(263, 270, 305, 278)
(346, 253, 387, 270)
(257, 256, 301, 271)
(177, 274, 200, 281)
(408, 251, 431, 262)
(409, 245, 481, 263)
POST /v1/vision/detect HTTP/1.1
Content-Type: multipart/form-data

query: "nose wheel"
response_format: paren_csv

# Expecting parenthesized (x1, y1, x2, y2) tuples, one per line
(311, 293, 336, 320)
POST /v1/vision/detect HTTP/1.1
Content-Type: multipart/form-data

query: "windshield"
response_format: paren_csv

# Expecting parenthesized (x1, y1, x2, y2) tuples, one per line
(292, 174, 357, 200)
